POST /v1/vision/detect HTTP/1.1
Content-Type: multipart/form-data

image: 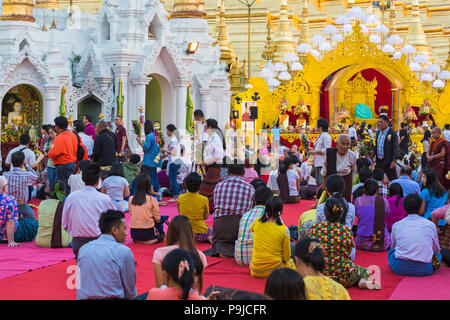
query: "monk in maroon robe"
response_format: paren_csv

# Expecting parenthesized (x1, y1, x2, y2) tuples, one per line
(427, 127, 450, 189)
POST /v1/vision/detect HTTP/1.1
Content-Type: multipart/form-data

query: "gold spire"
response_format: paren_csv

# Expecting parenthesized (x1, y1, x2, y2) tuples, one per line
(1, 0, 36, 22)
(171, 0, 206, 19)
(210, 0, 221, 40)
(407, 0, 432, 60)
(273, 0, 295, 62)
(35, 0, 59, 10)
(299, 0, 310, 44)
(217, 0, 236, 65)
(261, 19, 275, 61)
(389, 2, 396, 36)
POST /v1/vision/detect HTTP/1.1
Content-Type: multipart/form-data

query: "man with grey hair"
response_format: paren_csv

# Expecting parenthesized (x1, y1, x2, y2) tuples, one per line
(92, 120, 118, 179)
(321, 134, 357, 202)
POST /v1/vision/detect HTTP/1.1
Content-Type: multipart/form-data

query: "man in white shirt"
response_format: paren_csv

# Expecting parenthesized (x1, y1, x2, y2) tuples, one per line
(194, 109, 209, 143)
(5, 134, 36, 169)
(74, 120, 94, 157)
(443, 124, 450, 143)
(349, 123, 358, 146)
(309, 119, 332, 187)
(62, 164, 119, 259)
(367, 124, 374, 138)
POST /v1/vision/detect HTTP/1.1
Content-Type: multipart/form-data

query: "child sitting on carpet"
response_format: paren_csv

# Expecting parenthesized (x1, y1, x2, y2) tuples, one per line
(177, 173, 212, 244)
(294, 238, 350, 300)
(264, 268, 306, 300)
(250, 196, 295, 278)
(152, 215, 208, 288)
(128, 174, 166, 244)
(147, 249, 205, 300)
(277, 157, 300, 204)
(389, 194, 441, 276)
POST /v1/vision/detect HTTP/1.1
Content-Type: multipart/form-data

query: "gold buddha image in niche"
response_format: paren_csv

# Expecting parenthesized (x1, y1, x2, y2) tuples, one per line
(1, 84, 41, 129)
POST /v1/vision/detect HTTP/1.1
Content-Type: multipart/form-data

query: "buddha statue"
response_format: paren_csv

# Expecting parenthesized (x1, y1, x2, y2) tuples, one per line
(8, 102, 27, 125)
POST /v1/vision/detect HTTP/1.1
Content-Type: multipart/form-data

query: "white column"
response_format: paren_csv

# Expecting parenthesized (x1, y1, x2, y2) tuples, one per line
(198, 88, 212, 118)
(129, 77, 152, 153)
(43, 85, 60, 124)
(111, 66, 130, 124)
(173, 79, 190, 131)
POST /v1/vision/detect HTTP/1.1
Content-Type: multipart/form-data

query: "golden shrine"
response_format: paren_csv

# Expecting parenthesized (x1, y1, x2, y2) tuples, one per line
(234, 22, 450, 133)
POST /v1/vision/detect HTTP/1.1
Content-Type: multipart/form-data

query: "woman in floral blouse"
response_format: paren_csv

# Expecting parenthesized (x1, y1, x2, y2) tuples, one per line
(309, 195, 381, 290)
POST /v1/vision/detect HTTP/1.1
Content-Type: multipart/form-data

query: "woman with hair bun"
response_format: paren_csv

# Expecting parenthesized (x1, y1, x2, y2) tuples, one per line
(309, 197, 381, 290)
(294, 238, 350, 300)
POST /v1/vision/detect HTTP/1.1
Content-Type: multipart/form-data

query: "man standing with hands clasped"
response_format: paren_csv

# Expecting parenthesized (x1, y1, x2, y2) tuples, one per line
(374, 114, 399, 181)
(115, 116, 128, 162)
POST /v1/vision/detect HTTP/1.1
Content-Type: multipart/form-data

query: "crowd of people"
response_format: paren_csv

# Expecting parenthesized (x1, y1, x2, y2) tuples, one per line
(0, 109, 449, 300)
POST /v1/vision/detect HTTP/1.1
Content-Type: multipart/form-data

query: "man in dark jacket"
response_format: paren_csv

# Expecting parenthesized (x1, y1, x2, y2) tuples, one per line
(92, 120, 118, 179)
(374, 114, 399, 181)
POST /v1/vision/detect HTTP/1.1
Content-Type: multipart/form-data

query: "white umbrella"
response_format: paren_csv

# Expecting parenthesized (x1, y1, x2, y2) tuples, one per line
(273, 62, 288, 72)
(265, 61, 274, 70)
(283, 52, 299, 62)
(401, 44, 416, 54)
(382, 44, 395, 53)
(310, 49, 320, 57)
(432, 79, 445, 88)
(296, 43, 312, 53)
(323, 24, 339, 34)
(369, 34, 381, 44)
(331, 33, 344, 42)
(311, 34, 326, 44)
(420, 73, 433, 82)
(409, 62, 421, 72)
(414, 54, 429, 64)
(290, 62, 304, 71)
(364, 14, 378, 25)
(393, 52, 402, 60)
(387, 34, 404, 45)
(425, 64, 440, 74)
(343, 24, 353, 33)
(267, 77, 280, 87)
(347, 6, 366, 20)
(335, 14, 350, 25)
(278, 71, 292, 81)
(374, 24, 389, 34)
(438, 70, 450, 80)
(245, 84, 253, 89)
(319, 42, 332, 51)
(259, 68, 274, 78)
(360, 24, 369, 33)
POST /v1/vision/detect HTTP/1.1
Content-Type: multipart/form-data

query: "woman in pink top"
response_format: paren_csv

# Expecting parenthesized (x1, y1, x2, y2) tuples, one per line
(153, 215, 207, 288)
(386, 183, 406, 232)
(244, 158, 259, 184)
(147, 248, 205, 300)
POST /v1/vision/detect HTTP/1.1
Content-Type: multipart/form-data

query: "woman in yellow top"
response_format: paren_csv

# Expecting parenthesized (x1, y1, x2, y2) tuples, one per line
(293, 237, 351, 300)
(250, 196, 295, 279)
(177, 173, 212, 244)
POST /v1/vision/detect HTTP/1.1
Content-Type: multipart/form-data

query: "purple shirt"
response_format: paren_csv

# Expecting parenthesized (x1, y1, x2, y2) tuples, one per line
(85, 123, 96, 140)
(391, 214, 440, 263)
(386, 196, 406, 231)
(354, 195, 390, 237)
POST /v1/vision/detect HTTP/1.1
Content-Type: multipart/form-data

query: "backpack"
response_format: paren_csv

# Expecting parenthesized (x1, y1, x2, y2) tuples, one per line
(73, 132, 86, 162)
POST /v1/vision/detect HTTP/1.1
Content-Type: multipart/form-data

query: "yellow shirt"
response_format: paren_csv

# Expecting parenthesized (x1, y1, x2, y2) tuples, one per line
(303, 276, 351, 300)
(298, 209, 317, 230)
(36, 199, 72, 248)
(177, 192, 209, 234)
(249, 218, 295, 279)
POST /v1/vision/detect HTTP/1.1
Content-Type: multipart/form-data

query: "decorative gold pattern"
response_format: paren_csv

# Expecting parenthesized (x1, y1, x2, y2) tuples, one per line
(343, 72, 378, 118)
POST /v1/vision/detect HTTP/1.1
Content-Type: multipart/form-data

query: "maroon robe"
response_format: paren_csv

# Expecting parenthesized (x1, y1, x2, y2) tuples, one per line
(428, 138, 450, 189)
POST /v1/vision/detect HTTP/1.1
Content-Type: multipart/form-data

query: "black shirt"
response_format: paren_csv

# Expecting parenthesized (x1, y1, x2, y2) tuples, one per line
(399, 129, 409, 151)
(92, 129, 118, 166)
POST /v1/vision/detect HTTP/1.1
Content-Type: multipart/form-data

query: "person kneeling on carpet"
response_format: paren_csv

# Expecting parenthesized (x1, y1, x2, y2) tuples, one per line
(178, 173, 212, 244)
(36, 181, 72, 248)
(250, 196, 296, 279)
(388, 194, 441, 276)
(128, 174, 167, 244)
(0, 176, 38, 247)
(277, 157, 301, 204)
(309, 197, 381, 289)
(294, 237, 350, 300)
(77, 210, 136, 300)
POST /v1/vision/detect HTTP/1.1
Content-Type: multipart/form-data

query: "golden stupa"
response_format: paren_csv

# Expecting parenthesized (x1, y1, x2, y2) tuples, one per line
(59, 0, 449, 79)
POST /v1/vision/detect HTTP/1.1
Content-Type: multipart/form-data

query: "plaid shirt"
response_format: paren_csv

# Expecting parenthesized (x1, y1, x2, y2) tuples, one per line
(3, 166, 38, 204)
(376, 128, 389, 160)
(213, 176, 255, 219)
(235, 205, 265, 266)
(378, 181, 389, 198)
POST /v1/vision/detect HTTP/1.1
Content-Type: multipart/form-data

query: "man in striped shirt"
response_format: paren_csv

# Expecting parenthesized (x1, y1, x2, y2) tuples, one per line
(3, 151, 38, 219)
(235, 187, 273, 266)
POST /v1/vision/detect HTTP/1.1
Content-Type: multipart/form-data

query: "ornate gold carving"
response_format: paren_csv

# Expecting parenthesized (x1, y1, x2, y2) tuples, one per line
(343, 72, 378, 118)
(1, 0, 35, 22)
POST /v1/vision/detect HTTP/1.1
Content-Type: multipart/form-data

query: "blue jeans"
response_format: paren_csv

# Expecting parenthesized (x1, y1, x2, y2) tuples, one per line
(55, 162, 77, 194)
(168, 163, 181, 197)
(18, 204, 35, 219)
(388, 248, 441, 276)
(47, 166, 56, 191)
(142, 165, 159, 193)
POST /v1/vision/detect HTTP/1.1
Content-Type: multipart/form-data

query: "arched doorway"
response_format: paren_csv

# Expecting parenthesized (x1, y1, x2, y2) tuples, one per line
(145, 76, 162, 123)
(1, 84, 43, 128)
(77, 95, 102, 124)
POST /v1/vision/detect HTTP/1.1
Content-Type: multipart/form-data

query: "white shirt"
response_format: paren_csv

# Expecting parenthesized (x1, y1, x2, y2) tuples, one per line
(79, 133, 94, 156)
(442, 130, 450, 143)
(367, 129, 373, 138)
(5, 145, 37, 169)
(313, 132, 332, 167)
(305, 165, 316, 186)
(62, 186, 119, 238)
(278, 145, 288, 157)
(267, 170, 279, 191)
(349, 127, 357, 139)
(286, 169, 299, 196)
(167, 136, 181, 165)
(68, 173, 85, 193)
(177, 160, 192, 184)
(102, 176, 129, 201)
(204, 132, 224, 165)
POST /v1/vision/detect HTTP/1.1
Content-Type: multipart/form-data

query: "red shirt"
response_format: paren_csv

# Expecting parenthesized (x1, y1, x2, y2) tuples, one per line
(115, 125, 128, 152)
(146, 287, 205, 300)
